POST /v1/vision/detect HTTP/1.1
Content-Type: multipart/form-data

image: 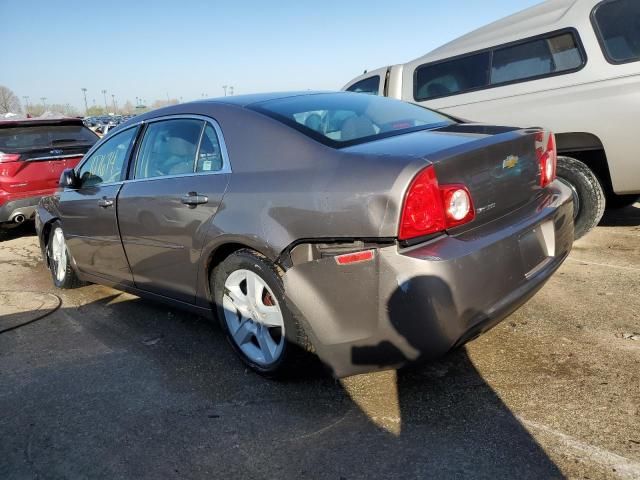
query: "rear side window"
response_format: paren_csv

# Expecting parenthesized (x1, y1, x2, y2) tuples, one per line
(592, 0, 640, 64)
(135, 119, 203, 179)
(414, 31, 584, 101)
(195, 124, 223, 173)
(0, 124, 97, 150)
(77, 127, 137, 188)
(346, 76, 380, 95)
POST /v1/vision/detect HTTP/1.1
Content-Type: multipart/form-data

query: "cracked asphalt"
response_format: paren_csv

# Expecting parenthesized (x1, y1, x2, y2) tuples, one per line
(1, 204, 639, 480)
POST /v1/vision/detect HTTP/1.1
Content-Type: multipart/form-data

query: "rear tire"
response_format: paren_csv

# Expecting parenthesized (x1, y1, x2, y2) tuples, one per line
(556, 156, 605, 240)
(47, 222, 82, 289)
(605, 192, 640, 210)
(211, 249, 313, 378)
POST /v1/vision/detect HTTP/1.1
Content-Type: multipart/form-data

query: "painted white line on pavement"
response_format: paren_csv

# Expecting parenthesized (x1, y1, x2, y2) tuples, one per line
(519, 417, 640, 480)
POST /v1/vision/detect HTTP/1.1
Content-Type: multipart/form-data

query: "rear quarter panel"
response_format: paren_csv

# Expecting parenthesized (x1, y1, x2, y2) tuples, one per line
(183, 103, 423, 306)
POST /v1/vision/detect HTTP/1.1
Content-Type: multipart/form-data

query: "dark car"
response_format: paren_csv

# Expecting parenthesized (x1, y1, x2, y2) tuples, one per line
(36, 92, 573, 378)
(0, 117, 98, 229)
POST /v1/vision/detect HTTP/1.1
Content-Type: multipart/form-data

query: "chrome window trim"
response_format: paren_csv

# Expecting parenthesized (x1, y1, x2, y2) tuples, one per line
(28, 153, 86, 162)
(128, 114, 232, 183)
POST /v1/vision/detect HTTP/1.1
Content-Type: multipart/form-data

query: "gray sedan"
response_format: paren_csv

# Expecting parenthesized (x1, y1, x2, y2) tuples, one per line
(36, 92, 574, 378)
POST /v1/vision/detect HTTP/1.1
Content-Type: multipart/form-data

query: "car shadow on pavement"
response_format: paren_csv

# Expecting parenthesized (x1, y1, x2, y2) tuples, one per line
(0, 290, 562, 480)
(599, 203, 640, 227)
(0, 222, 37, 242)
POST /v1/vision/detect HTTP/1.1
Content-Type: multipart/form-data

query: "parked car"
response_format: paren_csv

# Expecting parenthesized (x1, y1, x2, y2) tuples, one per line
(36, 92, 573, 378)
(343, 0, 640, 239)
(94, 123, 117, 137)
(0, 117, 98, 230)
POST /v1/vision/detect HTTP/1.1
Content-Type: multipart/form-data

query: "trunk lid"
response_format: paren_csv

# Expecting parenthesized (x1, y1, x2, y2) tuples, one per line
(428, 124, 542, 228)
(342, 123, 544, 233)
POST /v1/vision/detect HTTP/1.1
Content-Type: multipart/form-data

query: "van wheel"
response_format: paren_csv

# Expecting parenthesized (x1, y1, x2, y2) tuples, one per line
(47, 222, 82, 289)
(556, 156, 605, 240)
(211, 249, 313, 378)
(605, 192, 640, 209)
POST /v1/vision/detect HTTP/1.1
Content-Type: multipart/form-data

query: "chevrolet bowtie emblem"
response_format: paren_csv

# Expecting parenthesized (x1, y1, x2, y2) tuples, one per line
(503, 155, 519, 169)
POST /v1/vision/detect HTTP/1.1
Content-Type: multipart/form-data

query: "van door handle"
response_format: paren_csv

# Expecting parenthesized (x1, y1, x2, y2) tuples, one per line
(181, 192, 209, 206)
(97, 197, 114, 208)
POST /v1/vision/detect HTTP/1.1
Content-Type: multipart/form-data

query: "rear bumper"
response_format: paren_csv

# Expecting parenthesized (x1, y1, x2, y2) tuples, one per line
(283, 180, 574, 377)
(0, 195, 43, 223)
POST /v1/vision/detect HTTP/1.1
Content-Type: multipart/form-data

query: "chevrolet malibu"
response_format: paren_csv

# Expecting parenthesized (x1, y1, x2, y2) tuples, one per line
(36, 92, 573, 378)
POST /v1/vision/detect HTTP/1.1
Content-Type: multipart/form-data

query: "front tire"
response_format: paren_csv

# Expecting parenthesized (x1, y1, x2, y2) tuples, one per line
(556, 156, 605, 240)
(212, 249, 312, 377)
(47, 222, 82, 289)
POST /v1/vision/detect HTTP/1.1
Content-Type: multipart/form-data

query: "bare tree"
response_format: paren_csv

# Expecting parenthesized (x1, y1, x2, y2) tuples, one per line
(0, 86, 22, 114)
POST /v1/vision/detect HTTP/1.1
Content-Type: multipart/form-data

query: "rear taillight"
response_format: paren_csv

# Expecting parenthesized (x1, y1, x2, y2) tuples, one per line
(535, 131, 556, 187)
(399, 165, 475, 241)
(0, 153, 21, 163)
(440, 185, 474, 228)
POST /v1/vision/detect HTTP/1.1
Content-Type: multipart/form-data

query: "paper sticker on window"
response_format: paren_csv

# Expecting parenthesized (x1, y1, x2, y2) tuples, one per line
(202, 160, 212, 171)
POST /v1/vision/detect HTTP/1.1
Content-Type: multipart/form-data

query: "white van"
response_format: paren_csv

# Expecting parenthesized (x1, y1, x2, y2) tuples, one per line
(343, 0, 639, 238)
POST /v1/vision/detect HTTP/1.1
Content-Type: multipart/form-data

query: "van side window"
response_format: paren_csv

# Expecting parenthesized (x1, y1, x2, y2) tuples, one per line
(415, 52, 490, 101)
(592, 0, 640, 64)
(491, 33, 582, 84)
(414, 30, 585, 101)
(346, 76, 380, 95)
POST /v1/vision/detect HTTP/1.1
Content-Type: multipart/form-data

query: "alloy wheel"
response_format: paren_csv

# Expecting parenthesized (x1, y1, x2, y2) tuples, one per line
(51, 228, 67, 282)
(222, 269, 286, 366)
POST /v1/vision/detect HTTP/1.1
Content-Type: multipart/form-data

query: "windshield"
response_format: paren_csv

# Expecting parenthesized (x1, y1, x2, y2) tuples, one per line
(250, 93, 455, 147)
(0, 124, 98, 150)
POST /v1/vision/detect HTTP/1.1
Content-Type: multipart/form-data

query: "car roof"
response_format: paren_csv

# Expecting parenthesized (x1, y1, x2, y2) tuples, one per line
(411, 0, 595, 64)
(196, 91, 334, 107)
(0, 117, 85, 128)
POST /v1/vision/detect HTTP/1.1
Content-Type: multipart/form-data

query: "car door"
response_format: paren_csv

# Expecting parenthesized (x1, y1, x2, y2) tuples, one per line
(117, 116, 230, 304)
(58, 125, 139, 283)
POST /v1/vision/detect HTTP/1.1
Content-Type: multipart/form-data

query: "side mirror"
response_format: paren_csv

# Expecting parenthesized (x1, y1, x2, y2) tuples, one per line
(60, 168, 78, 188)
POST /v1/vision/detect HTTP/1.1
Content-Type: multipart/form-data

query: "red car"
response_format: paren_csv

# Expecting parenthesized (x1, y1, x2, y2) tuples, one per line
(0, 118, 98, 229)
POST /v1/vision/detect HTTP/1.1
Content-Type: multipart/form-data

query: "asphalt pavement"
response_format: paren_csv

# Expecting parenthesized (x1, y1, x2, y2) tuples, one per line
(1, 204, 639, 479)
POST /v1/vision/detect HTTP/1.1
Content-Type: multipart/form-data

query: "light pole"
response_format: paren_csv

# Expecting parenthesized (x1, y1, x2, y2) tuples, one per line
(101, 90, 108, 113)
(22, 96, 29, 113)
(111, 94, 116, 114)
(228, 86, 234, 96)
(81, 88, 88, 115)
(40, 97, 47, 111)
(222, 85, 227, 96)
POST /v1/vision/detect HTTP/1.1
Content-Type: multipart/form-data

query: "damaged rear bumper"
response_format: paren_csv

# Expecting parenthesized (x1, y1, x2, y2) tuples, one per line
(282, 180, 574, 377)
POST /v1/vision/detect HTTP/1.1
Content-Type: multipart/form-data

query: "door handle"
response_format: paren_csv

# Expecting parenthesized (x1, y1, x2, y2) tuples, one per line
(97, 197, 114, 208)
(181, 192, 209, 206)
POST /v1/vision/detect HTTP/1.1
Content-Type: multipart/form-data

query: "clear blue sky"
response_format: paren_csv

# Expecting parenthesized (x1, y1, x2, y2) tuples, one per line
(1, 0, 541, 110)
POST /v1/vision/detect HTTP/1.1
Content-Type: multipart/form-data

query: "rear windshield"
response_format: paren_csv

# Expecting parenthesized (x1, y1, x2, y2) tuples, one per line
(0, 124, 98, 150)
(249, 93, 454, 147)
